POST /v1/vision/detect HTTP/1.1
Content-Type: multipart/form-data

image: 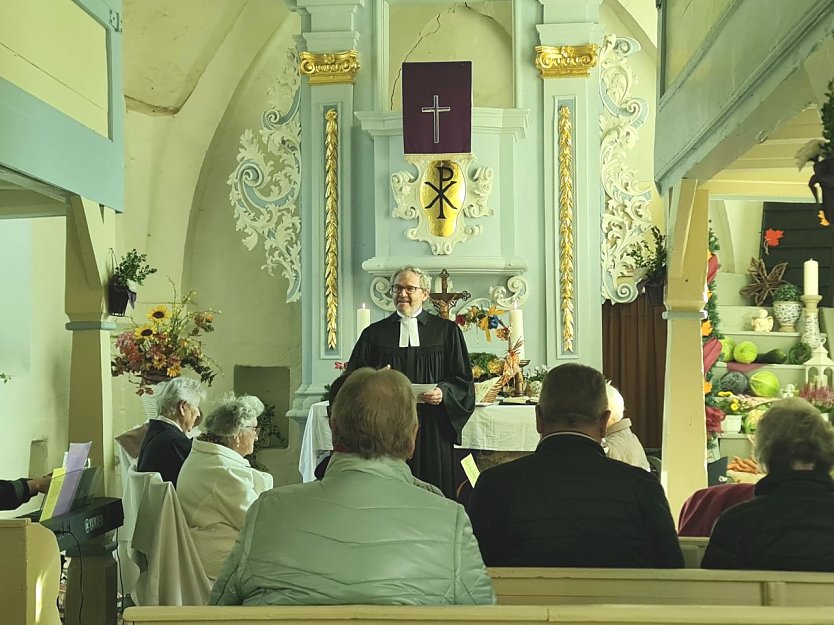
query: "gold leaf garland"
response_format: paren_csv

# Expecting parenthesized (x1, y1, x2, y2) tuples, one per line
(558, 105, 575, 353)
(535, 44, 599, 79)
(324, 109, 339, 349)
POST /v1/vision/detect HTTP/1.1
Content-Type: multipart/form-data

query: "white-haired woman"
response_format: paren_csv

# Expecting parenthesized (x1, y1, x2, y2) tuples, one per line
(178, 394, 274, 580)
(603, 382, 650, 471)
(137, 377, 206, 485)
(702, 398, 834, 571)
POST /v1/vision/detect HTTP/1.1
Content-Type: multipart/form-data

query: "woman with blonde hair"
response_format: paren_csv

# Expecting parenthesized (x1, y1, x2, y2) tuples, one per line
(178, 394, 273, 580)
(702, 397, 834, 571)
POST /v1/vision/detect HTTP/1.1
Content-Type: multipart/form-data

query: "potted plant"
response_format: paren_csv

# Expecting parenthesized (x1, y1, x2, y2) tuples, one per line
(799, 382, 834, 422)
(796, 78, 834, 226)
(628, 226, 667, 306)
(109, 249, 157, 316)
(772, 282, 802, 332)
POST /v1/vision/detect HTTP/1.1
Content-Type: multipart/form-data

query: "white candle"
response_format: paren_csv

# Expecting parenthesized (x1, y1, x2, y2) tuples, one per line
(356, 304, 371, 337)
(804, 259, 819, 297)
(508, 307, 525, 360)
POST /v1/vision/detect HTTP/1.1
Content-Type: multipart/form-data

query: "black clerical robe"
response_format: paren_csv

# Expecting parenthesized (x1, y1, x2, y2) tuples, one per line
(347, 310, 475, 497)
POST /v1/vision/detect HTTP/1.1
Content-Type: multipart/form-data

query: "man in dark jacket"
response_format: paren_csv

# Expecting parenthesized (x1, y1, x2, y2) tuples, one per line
(137, 377, 205, 486)
(467, 363, 683, 568)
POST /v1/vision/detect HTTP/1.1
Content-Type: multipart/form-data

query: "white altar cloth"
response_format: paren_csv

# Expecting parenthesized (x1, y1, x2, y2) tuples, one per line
(299, 401, 539, 482)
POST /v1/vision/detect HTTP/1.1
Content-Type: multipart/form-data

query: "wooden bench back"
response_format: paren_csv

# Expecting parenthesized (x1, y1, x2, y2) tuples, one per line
(488, 567, 834, 606)
(122, 604, 834, 625)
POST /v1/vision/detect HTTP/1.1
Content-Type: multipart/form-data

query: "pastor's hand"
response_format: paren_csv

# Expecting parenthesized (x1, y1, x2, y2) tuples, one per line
(420, 387, 443, 406)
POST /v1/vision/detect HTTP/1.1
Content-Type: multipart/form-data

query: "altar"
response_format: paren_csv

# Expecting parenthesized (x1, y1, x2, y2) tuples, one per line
(299, 402, 539, 482)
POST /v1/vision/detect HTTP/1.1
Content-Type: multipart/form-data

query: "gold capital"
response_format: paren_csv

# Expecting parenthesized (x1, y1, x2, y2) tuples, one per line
(535, 44, 599, 79)
(300, 50, 360, 85)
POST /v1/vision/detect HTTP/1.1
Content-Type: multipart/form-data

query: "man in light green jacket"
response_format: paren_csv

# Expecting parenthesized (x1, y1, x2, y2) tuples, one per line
(210, 367, 495, 606)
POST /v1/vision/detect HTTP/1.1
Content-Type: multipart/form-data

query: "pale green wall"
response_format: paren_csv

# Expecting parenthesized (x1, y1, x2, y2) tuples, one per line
(112, 1, 292, 442)
(183, 14, 302, 443)
(0, 218, 70, 519)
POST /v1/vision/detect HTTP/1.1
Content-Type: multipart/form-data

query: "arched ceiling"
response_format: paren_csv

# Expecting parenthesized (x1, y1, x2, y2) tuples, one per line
(123, 0, 288, 114)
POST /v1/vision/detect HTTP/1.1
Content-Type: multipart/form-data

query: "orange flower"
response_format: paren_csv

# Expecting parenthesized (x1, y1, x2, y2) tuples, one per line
(701, 319, 713, 336)
(704, 380, 713, 394)
(819, 210, 830, 227)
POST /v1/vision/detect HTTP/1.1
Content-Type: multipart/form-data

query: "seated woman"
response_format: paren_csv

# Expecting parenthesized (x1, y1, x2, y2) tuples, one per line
(177, 394, 274, 580)
(702, 398, 834, 571)
(210, 367, 494, 606)
(603, 382, 650, 471)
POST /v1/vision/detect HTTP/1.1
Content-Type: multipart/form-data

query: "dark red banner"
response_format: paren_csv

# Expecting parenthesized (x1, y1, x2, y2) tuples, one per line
(402, 61, 472, 155)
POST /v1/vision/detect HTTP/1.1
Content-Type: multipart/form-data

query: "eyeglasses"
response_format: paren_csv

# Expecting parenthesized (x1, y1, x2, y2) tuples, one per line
(244, 425, 261, 437)
(391, 285, 424, 295)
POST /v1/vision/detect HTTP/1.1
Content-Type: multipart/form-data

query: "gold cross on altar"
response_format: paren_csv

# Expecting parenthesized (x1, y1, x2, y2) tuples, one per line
(428, 269, 470, 319)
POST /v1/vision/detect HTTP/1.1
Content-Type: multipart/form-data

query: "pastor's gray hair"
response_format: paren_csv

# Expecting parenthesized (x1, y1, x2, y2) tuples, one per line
(204, 394, 265, 438)
(155, 377, 206, 418)
(755, 398, 834, 474)
(394, 266, 431, 291)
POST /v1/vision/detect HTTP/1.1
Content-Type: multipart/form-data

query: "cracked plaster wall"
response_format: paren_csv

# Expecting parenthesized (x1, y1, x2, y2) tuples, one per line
(388, 3, 513, 111)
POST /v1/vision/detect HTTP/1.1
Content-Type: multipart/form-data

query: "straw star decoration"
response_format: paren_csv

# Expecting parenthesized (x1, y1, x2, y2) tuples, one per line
(738, 258, 787, 306)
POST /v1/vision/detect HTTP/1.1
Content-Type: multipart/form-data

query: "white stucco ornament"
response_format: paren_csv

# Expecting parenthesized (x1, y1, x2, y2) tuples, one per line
(390, 154, 494, 255)
(598, 35, 655, 304)
(228, 48, 302, 302)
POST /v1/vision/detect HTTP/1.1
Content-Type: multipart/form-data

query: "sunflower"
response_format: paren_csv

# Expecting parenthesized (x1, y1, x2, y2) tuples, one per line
(148, 305, 171, 324)
(134, 325, 155, 340)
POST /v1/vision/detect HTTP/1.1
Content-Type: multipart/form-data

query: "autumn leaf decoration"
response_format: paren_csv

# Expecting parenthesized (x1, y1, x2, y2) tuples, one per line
(762, 228, 784, 255)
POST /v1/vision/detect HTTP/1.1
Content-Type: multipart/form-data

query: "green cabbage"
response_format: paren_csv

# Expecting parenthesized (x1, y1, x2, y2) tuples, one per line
(733, 341, 758, 364)
(720, 337, 736, 362)
(748, 370, 781, 398)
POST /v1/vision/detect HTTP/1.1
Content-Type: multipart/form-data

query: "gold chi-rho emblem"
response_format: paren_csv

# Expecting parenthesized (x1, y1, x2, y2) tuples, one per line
(419, 160, 466, 237)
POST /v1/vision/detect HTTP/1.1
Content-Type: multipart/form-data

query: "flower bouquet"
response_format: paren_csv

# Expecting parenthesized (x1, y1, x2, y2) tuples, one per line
(455, 305, 510, 342)
(799, 383, 834, 415)
(111, 287, 219, 395)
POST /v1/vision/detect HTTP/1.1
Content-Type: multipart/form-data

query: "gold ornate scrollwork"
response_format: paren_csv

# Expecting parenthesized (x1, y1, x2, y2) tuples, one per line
(300, 50, 360, 85)
(324, 109, 339, 349)
(558, 105, 575, 354)
(535, 44, 599, 78)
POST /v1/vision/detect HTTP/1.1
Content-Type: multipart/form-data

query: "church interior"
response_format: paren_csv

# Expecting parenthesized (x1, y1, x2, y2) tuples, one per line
(2, 0, 834, 623)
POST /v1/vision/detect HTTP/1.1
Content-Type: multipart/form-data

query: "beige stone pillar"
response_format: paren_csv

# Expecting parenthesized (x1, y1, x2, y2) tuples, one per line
(661, 180, 710, 519)
(65, 196, 116, 494)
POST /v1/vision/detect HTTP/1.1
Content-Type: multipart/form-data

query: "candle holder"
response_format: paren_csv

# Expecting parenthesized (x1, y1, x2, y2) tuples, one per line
(800, 294, 823, 349)
(800, 294, 834, 388)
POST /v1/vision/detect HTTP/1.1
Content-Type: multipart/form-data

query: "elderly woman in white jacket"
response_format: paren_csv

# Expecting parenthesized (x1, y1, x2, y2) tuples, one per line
(177, 394, 274, 580)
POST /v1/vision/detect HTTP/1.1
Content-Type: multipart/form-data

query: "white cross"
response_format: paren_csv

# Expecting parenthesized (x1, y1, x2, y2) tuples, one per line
(421, 95, 451, 144)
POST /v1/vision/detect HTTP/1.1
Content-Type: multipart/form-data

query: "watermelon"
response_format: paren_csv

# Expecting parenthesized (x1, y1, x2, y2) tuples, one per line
(719, 371, 748, 395)
(748, 370, 780, 398)
(733, 341, 758, 364)
(720, 337, 736, 362)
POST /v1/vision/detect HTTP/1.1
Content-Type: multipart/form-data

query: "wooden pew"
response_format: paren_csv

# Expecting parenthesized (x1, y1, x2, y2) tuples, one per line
(489, 567, 834, 606)
(678, 536, 708, 568)
(122, 604, 834, 625)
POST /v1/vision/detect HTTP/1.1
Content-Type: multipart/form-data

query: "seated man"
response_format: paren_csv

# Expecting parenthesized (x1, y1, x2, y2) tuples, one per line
(467, 363, 683, 568)
(210, 367, 494, 606)
(603, 381, 650, 471)
(702, 398, 834, 571)
(137, 377, 206, 486)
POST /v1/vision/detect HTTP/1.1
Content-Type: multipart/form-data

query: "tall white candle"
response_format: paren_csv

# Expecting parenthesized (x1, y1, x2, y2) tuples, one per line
(356, 304, 371, 337)
(804, 259, 819, 297)
(508, 307, 525, 360)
